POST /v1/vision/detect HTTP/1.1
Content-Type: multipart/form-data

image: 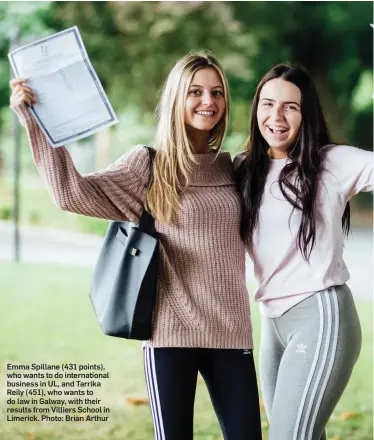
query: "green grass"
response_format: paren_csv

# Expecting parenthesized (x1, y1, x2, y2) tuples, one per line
(0, 262, 372, 440)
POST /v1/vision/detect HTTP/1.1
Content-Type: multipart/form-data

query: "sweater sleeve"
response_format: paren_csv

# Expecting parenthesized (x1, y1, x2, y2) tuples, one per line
(325, 145, 373, 201)
(11, 103, 149, 223)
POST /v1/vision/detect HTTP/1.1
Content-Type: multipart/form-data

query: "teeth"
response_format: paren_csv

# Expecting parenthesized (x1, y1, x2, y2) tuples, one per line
(269, 125, 287, 133)
(197, 111, 214, 116)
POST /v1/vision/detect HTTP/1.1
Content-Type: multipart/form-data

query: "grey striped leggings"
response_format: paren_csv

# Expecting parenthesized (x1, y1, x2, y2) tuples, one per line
(259, 285, 362, 440)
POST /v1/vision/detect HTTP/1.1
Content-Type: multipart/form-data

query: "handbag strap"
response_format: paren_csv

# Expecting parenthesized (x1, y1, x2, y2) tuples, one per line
(138, 146, 156, 234)
(145, 146, 156, 187)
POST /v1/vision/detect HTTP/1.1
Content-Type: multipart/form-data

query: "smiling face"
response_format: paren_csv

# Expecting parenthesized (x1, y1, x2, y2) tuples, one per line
(257, 78, 302, 159)
(184, 67, 226, 133)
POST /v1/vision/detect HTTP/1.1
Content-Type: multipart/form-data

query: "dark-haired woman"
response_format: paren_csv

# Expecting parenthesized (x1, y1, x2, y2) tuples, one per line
(235, 64, 373, 440)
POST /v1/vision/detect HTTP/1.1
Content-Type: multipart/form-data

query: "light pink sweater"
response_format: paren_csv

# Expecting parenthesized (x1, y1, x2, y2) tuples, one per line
(236, 146, 373, 318)
(14, 104, 253, 349)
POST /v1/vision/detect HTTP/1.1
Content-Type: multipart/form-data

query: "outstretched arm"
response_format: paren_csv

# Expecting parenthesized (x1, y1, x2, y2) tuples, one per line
(326, 145, 373, 201)
(10, 79, 149, 223)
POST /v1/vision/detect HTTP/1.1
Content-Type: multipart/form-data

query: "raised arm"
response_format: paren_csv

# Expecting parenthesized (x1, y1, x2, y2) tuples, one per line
(10, 79, 149, 223)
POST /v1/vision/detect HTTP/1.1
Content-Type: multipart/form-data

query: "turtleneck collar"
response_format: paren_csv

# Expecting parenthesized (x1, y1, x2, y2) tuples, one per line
(178, 151, 234, 187)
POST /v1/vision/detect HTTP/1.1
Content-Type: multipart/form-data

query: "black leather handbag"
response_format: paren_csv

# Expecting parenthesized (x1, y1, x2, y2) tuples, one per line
(89, 147, 158, 340)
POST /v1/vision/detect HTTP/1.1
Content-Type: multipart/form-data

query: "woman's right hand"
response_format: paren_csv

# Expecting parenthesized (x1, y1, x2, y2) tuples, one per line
(10, 78, 37, 107)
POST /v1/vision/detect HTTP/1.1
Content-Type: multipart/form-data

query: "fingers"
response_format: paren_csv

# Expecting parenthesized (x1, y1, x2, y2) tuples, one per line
(12, 84, 34, 99)
(10, 83, 37, 107)
(14, 84, 33, 94)
(9, 78, 28, 90)
(10, 78, 37, 105)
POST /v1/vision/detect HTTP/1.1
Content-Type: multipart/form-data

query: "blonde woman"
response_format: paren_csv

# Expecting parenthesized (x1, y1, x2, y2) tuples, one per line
(10, 53, 262, 439)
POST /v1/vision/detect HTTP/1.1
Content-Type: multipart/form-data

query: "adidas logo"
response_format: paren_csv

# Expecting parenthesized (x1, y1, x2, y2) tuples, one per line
(296, 343, 307, 354)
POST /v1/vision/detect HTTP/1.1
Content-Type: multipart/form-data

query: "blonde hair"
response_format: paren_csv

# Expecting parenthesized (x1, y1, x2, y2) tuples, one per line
(147, 51, 230, 224)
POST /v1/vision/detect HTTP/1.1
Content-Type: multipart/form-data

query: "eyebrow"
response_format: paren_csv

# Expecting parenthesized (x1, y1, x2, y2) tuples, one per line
(189, 84, 224, 89)
(261, 98, 300, 107)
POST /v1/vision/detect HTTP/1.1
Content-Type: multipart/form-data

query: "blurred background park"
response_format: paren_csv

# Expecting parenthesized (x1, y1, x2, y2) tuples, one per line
(0, 1, 372, 439)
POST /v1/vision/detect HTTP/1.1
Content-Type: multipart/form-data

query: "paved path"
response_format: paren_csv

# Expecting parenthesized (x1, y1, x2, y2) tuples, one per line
(0, 221, 372, 300)
(0, 221, 102, 267)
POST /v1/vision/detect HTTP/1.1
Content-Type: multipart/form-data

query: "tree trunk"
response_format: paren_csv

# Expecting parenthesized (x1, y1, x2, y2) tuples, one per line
(312, 72, 350, 144)
(94, 128, 112, 170)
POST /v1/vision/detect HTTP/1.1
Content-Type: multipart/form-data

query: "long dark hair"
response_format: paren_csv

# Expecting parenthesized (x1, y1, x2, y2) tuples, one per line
(236, 63, 350, 261)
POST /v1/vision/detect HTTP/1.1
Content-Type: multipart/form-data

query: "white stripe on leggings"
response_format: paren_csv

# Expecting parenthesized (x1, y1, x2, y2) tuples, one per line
(144, 347, 166, 440)
(293, 292, 325, 440)
(307, 289, 339, 440)
(150, 347, 166, 440)
(300, 290, 332, 439)
(144, 347, 160, 439)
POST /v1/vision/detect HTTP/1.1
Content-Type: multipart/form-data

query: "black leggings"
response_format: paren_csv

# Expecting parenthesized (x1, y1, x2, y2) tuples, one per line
(143, 347, 262, 440)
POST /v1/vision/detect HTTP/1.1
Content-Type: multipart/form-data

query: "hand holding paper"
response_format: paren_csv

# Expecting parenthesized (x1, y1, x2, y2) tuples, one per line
(8, 26, 118, 148)
(10, 78, 37, 107)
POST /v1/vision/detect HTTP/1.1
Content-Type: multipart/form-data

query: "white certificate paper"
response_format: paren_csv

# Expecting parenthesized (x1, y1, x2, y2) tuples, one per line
(8, 26, 118, 148)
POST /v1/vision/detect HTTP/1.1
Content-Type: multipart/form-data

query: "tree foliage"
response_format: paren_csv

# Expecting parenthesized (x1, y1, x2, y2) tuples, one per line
(0, 2, 52, 131)
(0, 1, 372, 149)
(45, 1, 253, 114)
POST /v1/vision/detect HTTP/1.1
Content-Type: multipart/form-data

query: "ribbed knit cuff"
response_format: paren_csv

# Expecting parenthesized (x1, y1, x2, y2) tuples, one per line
(10, 103, 32, 128)
(148, 326, 253, 350)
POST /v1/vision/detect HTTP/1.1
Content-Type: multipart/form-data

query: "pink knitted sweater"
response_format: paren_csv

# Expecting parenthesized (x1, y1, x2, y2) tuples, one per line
(14, 104, 253, 349)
